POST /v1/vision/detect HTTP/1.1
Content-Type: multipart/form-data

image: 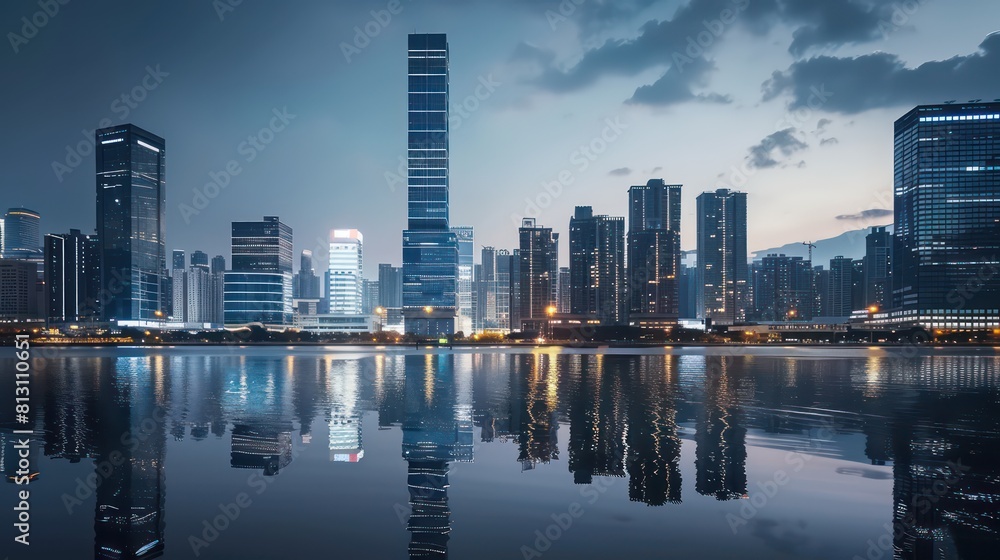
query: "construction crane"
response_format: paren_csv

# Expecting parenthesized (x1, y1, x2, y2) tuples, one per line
(802, 241, 816, 264)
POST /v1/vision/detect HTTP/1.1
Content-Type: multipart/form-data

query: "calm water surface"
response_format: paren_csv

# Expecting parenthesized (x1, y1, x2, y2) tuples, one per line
(2, 346, 999, 559)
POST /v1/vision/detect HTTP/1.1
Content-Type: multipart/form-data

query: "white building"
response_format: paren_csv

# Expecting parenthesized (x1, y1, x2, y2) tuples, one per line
(329, 229, 363, 315)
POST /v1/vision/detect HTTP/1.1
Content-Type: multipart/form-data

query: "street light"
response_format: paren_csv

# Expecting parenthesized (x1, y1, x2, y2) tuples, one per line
(423, 306, 433, 314)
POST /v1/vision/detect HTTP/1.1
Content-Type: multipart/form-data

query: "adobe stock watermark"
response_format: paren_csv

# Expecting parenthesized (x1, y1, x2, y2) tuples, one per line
(726, 418, 834, 533)
(545, 0, 586, 30)
(51, 64, 169, 183)
(341, 0, 410, 63)
(179, 107, 296, 223)
(510, 116, 628, 227)
(7, 0, 70, 54)
(877, 0, 931, 39)
(212, 0, 243, 22)
(519, 477, 617, 559)
(384, 73, 501, 192)
(851, 458, 970, 560)
(672, 0, 750, 73)
(188, 443, 303, 557)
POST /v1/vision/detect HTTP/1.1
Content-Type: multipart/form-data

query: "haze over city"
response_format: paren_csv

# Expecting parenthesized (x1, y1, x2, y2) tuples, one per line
(3, 0, 1000, 270)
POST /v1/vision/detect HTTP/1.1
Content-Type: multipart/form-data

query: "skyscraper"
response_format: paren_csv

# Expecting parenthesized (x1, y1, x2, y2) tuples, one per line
(828, 256, 855, 318)
(294, 249, 321, 300)
(172, 250, 186, 273)
(569, 206, 626, 325)
(44, 229, 100, 324)
(402, 33, 457, 337)
(211, 255, 226, 275)
(190, 250, 209, 272)
(557, 266, 571, 313)
(95, 124, 166, 323)
(864, 226, 892, 310)
(518, 219, 559, 333)
(378, 263, 403, 307)
(329, 229, 364, 315)
(696, 189, 748, 325)
(627, 180, 683, 327)
(451, 226, 474, 334)
(224, 216, 293, 326)
(495, 249, 516, 332)
(891, 103, 1000, 329)
(755, 254, 813, 321)
(477, 247, 499, 330)
(1, 207, 42, 259)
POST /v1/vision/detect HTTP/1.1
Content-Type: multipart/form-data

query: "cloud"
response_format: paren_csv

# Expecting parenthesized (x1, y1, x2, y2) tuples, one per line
(609, 167, 632, 176)
(763, 33, 1000, 114)
(836, 208, 892, 220)
(815, 118, 832, 133)
(746, 128, 808, 169)
(513, 0, 913, 106)
(651, 166, 663, 173)
(820, 137, 839, 146)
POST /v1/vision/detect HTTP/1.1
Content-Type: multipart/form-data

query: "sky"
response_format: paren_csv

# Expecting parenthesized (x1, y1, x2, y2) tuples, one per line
(2, 0, 999, 276)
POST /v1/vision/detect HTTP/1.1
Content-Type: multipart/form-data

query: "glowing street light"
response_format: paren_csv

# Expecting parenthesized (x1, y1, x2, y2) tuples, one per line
(423, 306, 433, 314)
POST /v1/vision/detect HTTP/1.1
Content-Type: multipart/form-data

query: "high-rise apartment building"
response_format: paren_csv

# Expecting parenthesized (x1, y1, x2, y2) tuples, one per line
(627, 180, 683, 326)
(329, 229, 364, 315)
(518, 219, 558, 333)
(696, 189, 748, 325)
(452, 226, 474, 334)
(864, 226, 892, 310)
(569, 206, 625, 325)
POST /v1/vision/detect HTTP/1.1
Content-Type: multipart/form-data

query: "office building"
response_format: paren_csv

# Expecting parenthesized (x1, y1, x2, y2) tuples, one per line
(864, 227, 892, 310)
(224, 216, 293, 326)
(190, 250, 209, 271)
(95, 124, 166, 324)
(362, 279, 380, 315)
(569, 206, 626, 325)
(889, 102, 1000, 329)
(44, 230, 100, 324)
(402, 33, 458, 337)
(452, 226, 474, 334)
(1, 208, 42, 259)
(696, 189, 748, 325)
(518, 219, 558, 333)
(329, 229, 364, 315)
(172, 250, 186, 272)
(211, 255, 226, 275)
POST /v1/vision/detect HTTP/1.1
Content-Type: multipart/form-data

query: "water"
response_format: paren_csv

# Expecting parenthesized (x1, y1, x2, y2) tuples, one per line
(2, 346, 999, 559)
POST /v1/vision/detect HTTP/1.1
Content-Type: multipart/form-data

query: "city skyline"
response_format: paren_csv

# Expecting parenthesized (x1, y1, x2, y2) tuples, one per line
(4, 1, 1000, 271)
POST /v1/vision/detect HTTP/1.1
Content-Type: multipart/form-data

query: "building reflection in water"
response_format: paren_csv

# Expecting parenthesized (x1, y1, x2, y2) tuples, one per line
(25, 349, 1000, 558)
(402, 354, 473, 558)
(694, 356, 748, 501)
(93, 357, 166, 559)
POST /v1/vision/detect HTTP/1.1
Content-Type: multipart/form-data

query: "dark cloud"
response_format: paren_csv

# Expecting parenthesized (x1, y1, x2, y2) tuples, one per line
(815, 118, 832, 133)
(820, 137, 839, 146)
(763, 33, 1000, 114)
(836, 209, 893, 220)
(514, 0, 915, 106)
(747, 128, 808, 169)
(609, 167, 632, 176)
(651, 166, 663, 172)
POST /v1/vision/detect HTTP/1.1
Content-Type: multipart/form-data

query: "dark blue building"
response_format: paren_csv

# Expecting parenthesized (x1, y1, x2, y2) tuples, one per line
(95, 125, 166, 324)
(889, 102, 1000, 330)
(224, 216, 293, 326)
(402, 33, 458, 337)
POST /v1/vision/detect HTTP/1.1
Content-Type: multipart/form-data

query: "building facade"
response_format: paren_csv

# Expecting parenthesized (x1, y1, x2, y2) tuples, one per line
(627, 180, 683, 327)
(44, 230, 100, 324)
(568, 206, 626, 325)
(889, 102, 1000, 329)
(696, 189, 748, 325)
(329, 229, 364, 315)
(451, 226, 474, 334)
(518, 219, 558, 333)
(1, 208, 42, 260)
(224, 216, 293, 326)
(402, 33, 458, 337)
(96, 124, 166, 323)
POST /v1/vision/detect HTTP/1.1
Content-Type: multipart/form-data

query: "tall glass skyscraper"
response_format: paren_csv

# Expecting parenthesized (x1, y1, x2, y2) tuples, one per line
(44, 229, 100, 323)
(224, 216, 293, 326)
(696, 189, 748, 325)
(402, 33, 458, 337)
(95, 124, 166, 323)
(889, 102, 1000, 329)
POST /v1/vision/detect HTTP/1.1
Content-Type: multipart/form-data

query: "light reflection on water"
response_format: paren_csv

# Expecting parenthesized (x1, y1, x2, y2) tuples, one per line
(1, 346, 998, 559)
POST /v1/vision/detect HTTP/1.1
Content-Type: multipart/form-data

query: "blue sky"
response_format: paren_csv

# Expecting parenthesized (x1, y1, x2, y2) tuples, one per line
(2, 0, 999, 274)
